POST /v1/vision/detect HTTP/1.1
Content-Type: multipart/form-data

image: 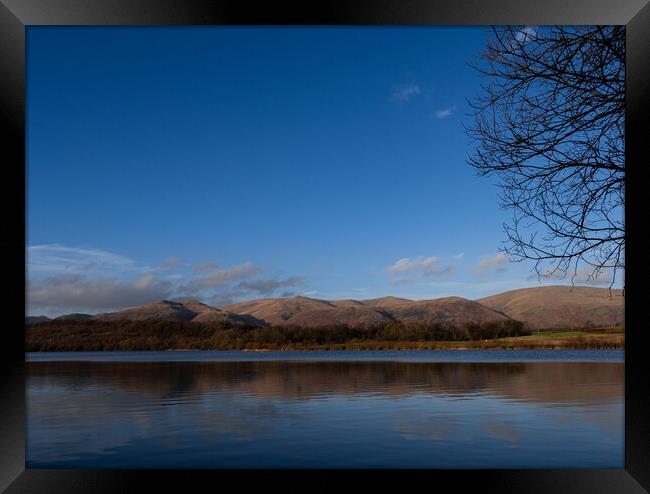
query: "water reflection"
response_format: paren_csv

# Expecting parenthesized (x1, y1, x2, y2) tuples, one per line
(27, 360, 623, 468)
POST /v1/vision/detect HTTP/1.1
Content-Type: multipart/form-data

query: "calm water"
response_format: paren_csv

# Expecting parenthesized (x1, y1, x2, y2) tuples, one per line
(26, 350, 624, 468)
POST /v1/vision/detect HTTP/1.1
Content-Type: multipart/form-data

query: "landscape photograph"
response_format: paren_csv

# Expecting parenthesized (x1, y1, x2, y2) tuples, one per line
(26, 25, 625, 469)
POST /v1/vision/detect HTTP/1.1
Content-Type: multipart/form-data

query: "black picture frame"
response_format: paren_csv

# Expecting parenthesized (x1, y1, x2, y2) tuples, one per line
(1, 1, 648, 492)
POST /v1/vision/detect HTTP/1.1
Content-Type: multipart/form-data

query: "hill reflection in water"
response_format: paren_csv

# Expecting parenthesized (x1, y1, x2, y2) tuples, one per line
(27, 359, 623, 468)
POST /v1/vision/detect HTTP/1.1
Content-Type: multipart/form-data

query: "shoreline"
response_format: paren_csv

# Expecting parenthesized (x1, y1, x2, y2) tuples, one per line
(27, 342, 624, 352)
(26, 326, 624, 352)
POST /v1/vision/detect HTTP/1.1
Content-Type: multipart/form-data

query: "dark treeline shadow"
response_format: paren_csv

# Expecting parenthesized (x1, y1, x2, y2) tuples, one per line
(25, 319, 531, 351)
(26, 360, 623, 404)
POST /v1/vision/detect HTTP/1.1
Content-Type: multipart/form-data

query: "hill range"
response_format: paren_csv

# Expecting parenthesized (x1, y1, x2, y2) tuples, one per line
(26, 285, 624, 330)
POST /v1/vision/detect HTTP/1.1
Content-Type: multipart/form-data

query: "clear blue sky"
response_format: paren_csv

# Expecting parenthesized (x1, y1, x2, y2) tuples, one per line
(26, 27, 612, 316)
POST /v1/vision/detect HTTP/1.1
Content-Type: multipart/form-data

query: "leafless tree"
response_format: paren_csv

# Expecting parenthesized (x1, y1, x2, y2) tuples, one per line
(466, 26, 624, 291)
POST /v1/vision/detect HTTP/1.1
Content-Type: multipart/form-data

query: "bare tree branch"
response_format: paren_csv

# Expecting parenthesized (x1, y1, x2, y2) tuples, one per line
(466, 26, 624, 290)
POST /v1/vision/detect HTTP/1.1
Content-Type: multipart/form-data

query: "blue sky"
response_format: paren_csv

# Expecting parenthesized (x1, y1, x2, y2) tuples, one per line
(26, 27, 615, 316)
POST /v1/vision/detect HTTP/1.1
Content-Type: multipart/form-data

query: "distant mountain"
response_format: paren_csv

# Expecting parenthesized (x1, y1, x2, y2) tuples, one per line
(179, 299, 267, 326)
(287, 306, 395, 328)
(221, 296, 337, 326)
(222, 294, 510, 328)
(92, 299, 266, 326)
(31, 285, 624, 330)
(357, 296, 413, 309)
(54, 313, 94, 321)
(175, 299, 220, 315)
(94, 300, 199, 322)
(25, 316, 51, 325)
(387, 296, 512, 325)
(477, 285, 624, 329)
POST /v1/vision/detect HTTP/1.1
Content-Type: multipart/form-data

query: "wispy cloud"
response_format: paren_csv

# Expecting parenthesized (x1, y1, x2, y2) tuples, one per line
(27, 244, 139, 278)
(28, 273, 174, 315)
(471, 252, 509, 278)
(434, 105, 456, 119)
(527, 267, 616, 286)
(179, 261, 265, 293)
(387, 256, 453, 285)
(388, 256, 440, 274)
(208, 276, 306, 306)
(173, 261, 307, 305)
(158, 256, 185, 271)
(26, 244, 308, 316)
(476, 252, 509, 270)
(233, 276, 305, 295)
(391, 83, 421, 103)
(193, 260, 220, 274)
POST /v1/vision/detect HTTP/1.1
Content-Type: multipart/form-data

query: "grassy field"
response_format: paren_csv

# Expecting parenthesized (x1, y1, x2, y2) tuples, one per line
(237, 327, 625, 351)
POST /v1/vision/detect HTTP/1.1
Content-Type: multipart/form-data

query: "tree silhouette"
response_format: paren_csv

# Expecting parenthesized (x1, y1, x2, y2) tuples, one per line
(466, 26, 624, 290)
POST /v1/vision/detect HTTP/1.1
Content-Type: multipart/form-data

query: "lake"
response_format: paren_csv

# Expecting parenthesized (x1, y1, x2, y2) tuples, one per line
(26, 350, 624, 468)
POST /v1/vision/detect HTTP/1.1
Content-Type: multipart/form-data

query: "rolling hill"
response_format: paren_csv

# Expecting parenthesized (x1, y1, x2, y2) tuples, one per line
(220, 296, 337, 326)
(477, 285, 624, 329)
(26, 285, 624, 330)
(222, 294, 511, 327)
(54, 313, 94, 322)
(93, 300, 199, 322)
(25, 316, 51, 325)
(92, 300, 265, 326)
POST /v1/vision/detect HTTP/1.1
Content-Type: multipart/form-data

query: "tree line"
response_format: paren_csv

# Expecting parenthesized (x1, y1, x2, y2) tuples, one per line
(25, 318, 529, 351)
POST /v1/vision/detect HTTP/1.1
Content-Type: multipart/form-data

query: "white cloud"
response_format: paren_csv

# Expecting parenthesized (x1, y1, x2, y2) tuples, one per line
(388, 256, 440, 274)
(527, 267, 616, 286)
(387, 256, 453, 284)
(26, 244, 308, 316)
(471, 252, 509, 278)
(131, 274, 157, 289)
(205, 275, 306, 306)
(27, 244, 138, 278)
(435, 106, 456, 119)
(158, 256, 185, 271)
(182, 261, 264, 292)
(28, 274, 173, 315)
(193, 260, 220, 273)
(232, 276, 305, 296)
(391, 83, 421, 102)
(476, 252, 509, 270)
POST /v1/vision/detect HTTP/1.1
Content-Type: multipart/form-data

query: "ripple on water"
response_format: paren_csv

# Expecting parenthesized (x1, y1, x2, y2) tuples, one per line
(26, 357, 624, 468)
